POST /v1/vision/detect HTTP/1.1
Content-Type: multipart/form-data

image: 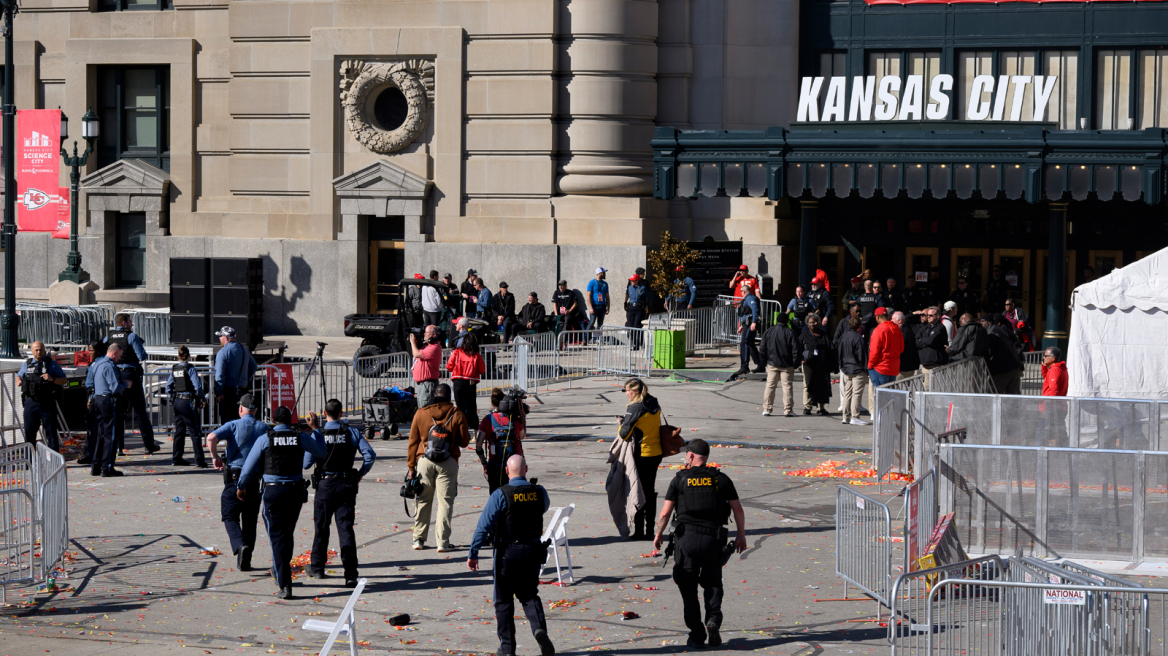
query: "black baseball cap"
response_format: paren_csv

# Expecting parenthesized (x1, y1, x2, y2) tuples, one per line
(238, 393, 256, 410)
(499, 281, 509, 288)
(687, 439, 710, 457)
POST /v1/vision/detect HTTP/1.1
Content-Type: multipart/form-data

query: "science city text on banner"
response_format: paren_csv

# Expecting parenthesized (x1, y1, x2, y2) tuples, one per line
(16, 109, 62, 232)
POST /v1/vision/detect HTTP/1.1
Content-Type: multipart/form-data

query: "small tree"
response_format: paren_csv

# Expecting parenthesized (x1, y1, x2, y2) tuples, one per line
(647, 231, 700, 320)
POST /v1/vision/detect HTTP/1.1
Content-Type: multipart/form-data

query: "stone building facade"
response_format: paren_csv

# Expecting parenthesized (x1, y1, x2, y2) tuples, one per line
(7, 0, 798, 335)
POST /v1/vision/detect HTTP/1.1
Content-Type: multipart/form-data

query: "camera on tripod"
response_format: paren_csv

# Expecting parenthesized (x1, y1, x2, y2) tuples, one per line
(400, 473, 425, 499)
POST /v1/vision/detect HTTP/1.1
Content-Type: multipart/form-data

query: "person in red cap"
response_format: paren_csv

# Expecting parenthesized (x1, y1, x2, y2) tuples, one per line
(867, 307, 903, 390)
(729, 264, 759, 301)
(807, 271, 833, 331)
(625, 273, 650, 349)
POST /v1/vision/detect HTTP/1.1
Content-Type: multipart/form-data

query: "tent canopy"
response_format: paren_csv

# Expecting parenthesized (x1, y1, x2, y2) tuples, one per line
(1068, 248, 1168, 400)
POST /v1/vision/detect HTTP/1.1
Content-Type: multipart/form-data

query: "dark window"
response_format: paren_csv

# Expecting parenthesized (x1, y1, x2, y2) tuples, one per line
(97, 0, 170, 11)
(373, 88, 409, 131)
(115, 213, 146, 288)
(97, 66, 170, 171)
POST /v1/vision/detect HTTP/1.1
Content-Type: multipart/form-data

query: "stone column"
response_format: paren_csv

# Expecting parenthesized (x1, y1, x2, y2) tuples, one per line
(798, 199, 817, 288)
(1043, 201, 1069, 349)
(556, 0, 659, 196)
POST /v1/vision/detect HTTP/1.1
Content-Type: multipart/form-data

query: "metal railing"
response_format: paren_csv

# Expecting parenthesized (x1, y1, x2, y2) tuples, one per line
(1021, 350, 1044, 396)
(887, 554, 1005, 655)
(0, 442, 67, 603)
(645, 306, 731, 352)
(713, 295, 783, 344)
(903, 469, 938, 574)
(1, 302, 115, 345)
(128, 308, 171, 346)
(875, 388, 911, 480)
(555, 328, 654, 379)
(835, 486, 894, 606)
(352, 343, 529, 401)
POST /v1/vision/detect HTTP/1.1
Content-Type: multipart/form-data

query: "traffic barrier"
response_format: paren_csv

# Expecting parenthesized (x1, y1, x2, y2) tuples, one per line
(3, 302, 114, 345)
(555, 328, 653, 379)
(0, 442, 67, 603)
(1021, 350, 1043, 395)
(127, 308, 171, 346)
(513, 332, 557, 390)
(835, 486, 893, 606)
(903, 469, 938, 574)
(887, 554, 1004, 656)
(874, 388, 911, 480)
(645, 307, 729, 352)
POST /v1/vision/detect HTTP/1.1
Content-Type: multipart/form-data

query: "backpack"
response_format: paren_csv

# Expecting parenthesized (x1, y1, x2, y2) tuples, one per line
(486, 412, 521, 466)
(424, 412, 456, 462)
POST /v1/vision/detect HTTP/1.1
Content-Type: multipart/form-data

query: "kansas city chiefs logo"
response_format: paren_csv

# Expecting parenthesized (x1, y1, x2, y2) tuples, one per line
(22, 188, 49, 210)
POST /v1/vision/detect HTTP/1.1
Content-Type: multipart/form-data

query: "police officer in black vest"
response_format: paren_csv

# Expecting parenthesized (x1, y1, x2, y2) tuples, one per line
(786, 286, 815, 332)
(304, 398, 376, 588)
(236, 405, 327, 599)
(855, 280, 885, 338)
(17, 341, 67, 450)
(165, 345, 209, 467)
(653, 439, 747, 649)
(105, 313, 161, 455)
(468, 455, 556, 656)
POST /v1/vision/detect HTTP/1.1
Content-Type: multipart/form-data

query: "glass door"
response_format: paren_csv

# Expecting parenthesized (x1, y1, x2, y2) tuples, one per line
(993, 249, 1031, 317)
(1087, 250, 1123, 278)
(368, 241, 404, 314)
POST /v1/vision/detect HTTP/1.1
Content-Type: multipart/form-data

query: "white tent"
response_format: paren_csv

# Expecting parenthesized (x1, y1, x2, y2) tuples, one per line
(1068, 248, 1168, 399)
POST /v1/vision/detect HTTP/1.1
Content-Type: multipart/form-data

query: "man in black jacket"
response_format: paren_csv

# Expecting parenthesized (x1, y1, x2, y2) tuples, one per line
(507, 292, 547, 342)
(981, 313, 1023, 394)
(916, 306, 948, 388)
(758, 319, 801, 417)
(947, 313, 988, 362)
(892, 312, 920, 379)
(493, 281, 517, 339)
(836, 316, 868, 426)
(461, 269, 480, 318)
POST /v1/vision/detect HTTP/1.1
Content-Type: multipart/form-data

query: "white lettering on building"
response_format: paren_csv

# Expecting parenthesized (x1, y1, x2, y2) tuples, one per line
(796, 74, 1056, 123)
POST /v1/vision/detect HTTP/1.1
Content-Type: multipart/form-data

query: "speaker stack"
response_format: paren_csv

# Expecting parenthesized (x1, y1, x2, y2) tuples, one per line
(169, 257, 264, 346)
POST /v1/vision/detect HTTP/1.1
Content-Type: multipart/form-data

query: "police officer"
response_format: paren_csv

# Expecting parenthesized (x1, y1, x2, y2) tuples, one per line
(949, 277, 981, 318)
(467, 455, 556, 656)
(17, 341, 67, 450)
(90, 344, 128, 477)
(304, 398, 376, 588)
(214, 326, 258, 423)
(807, 275, 834, 331)
(855, 280, 885, 337)
(236, 405, 326, 599)
(79, 341, 108, 466)
(205, 393, 268, 572)
(166, 345, 209, 468)
(625, 273, 649, 349)
(105, 313, 161, 455)
(786, 286, 816, 332)
(671, 266, 698, 312)
(653, 439, 747, 649)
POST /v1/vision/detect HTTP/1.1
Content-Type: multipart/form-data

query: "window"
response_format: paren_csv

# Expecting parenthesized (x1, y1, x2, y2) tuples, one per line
(1097, 50, 1132, 129)
(819, 52, 846, 77)
(97, 0, 170, 11)
(959, 50, 1077, 126)
(1044, 51, 1079, 129)
(1137, 49, 1168, 128)
(97, 66, 170, 171)
(115, 213, 146, 288)
(957, 51, 994, 120)
(868, 51, 940, 112)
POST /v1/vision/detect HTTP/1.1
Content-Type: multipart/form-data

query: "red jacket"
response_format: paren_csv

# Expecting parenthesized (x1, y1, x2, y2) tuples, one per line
(1042, 361, 1068, 397)
(446, 350, 485, 382)
(867, 320, 904, 376)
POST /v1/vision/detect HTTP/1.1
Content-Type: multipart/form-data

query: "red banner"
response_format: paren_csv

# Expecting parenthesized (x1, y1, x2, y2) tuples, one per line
(52, 187, 69, 239)
(267, 364, 297, 420)
(16, 109, 61, 232)
(867, 0, 1164, 4)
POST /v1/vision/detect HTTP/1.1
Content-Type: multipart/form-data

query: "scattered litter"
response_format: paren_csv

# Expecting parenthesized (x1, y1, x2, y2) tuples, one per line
(548, 600, 578, 610)
(622, 611, 640, 620)
(172, 496, 186, 502)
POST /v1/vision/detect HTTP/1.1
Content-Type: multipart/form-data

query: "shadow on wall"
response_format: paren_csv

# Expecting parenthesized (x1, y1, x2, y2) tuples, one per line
(263, 254, 313, 335)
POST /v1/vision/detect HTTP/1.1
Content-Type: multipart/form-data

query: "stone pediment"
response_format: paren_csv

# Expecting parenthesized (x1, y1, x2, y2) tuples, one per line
(81, 158, 170, 197)
(332, 160, 431, 199)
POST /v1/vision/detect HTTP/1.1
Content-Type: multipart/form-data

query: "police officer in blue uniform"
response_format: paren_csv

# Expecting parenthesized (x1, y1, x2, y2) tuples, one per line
(79, 341, 107, 466)
(105, 313, 160, 455)
(17, 341, 67, 451)
(304, 398, 376, 588)
(206, 393, 268, 571)
(653, 439, 747, 649)
(90, 344, 128, 477)
(237, 405, 327, 599)
(671, 266, 698, 311)
(468, 455, 556, 656)
(214, 326, 258, 423)
(166, 345, 209, 468)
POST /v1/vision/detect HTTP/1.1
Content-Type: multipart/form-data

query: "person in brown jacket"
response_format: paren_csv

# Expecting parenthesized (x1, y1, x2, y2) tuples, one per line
(407, 383, 470, 552)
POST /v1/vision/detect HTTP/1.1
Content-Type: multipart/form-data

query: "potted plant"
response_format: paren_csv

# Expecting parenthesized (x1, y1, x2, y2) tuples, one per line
(646, 231, 699, 369)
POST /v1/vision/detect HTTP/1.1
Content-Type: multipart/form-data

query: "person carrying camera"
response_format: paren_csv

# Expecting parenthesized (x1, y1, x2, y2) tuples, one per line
(467, 455, 556, 656)
(410, 325, 443, 409)
(476, 388, 527, 493)
(236, 405, 328, 599)
(407, 383, 470, 552)
(206, 393, 269, 573)
(17, 341, 67, 451)
(304, 399, 376, 588)
(653, 439, 748, 649)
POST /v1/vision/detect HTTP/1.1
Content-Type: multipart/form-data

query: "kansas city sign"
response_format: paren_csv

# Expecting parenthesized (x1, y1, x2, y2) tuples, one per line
(796, 74, 1058, 123)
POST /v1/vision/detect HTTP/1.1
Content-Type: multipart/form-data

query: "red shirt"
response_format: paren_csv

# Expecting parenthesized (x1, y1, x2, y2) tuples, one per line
(411, 342, 442, 382)
(477, 412, 525, 457)
(867, 320, 904, 376)
(734, 276, 760, 300)
(1042, 361, 1068, 397)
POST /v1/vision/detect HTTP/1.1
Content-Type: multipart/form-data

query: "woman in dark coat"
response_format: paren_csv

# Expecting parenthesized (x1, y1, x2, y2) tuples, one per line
(801, 313, 834, 415)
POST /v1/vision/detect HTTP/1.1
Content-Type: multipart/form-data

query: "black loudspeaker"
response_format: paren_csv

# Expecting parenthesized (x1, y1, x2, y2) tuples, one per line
(211, 258, 264, 347)
(170, 258, 211, 344)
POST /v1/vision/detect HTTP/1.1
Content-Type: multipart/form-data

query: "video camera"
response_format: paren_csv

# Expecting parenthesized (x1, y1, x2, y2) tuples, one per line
(400, 472, 425, 499)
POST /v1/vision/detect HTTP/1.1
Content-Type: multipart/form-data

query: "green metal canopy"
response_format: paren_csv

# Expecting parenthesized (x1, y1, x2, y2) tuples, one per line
(651, 126, 1167, 205)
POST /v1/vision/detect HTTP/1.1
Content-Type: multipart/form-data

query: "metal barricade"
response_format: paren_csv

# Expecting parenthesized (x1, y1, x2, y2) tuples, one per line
(835, 486, 894, 606)
(0, 442, 68, 603)
(251, 360, 353, 421)
(875, 387, 911, 479)
(139, 363, 215, 434)
(0, 369, 24, 448)
(3, 302, 114, 345)
(555, 328, 653, 379)
(513, 333, 556, 390)
(903, 469, 938, 574)
(646, 306, 724, 351)
(352, 351, 413, 399)
(888, 555, 1004, 655)
(128, 308, 171, 346)
(1021, 350, 1043, 396)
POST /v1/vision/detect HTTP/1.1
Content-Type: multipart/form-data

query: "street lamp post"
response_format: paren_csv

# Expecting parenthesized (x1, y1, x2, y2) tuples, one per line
(0, 0, 18, 358)
(57, 109, 98, 284)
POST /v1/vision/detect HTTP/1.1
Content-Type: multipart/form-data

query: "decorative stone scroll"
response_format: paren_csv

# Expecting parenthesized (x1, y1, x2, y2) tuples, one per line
(339, 59, 435, 154)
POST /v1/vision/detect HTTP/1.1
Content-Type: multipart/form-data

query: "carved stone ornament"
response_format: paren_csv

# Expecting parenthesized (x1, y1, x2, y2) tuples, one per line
(339, 59, 435, 154)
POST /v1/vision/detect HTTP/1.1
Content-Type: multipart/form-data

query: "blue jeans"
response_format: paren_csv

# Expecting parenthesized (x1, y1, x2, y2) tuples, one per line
(868, 370, 896, 388)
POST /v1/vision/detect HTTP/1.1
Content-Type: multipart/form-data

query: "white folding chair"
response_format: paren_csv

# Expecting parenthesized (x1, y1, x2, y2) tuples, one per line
(539, 504, 575, 585)
(301, 578, 367, 656)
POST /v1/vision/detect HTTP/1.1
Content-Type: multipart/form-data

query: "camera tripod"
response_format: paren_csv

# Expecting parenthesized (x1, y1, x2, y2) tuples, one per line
(290, 341, 329, 421)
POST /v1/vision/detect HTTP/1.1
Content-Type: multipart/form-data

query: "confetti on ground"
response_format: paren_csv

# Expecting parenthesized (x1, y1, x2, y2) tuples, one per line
(548, 600, 579, 610)
(784, 460, 913, 484)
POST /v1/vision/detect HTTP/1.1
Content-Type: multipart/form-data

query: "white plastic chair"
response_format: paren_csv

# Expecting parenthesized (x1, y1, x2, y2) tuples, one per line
(301, 578, 368, 656)
(539, 504, 575, 585)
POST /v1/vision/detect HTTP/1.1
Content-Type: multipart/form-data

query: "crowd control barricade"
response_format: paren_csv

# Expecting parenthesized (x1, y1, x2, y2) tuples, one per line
(555, 328, 653, 380)
(646, 307, 725, 352)
(835, 486, 894, 607)
(513, 333, 557, 390)
(887, 555, 1004, 655)
(139, 363, 216, 435)
(127, 309, 171, 346)
(0, 442, 68, 603)
(250, 360, 353, 422)
(352, 351, 413, 403)
(1021, 350, 1044, 395)
(3, 302, 114, 345)
(903, 469, 938, 574)
(874, 388, 912, 479)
